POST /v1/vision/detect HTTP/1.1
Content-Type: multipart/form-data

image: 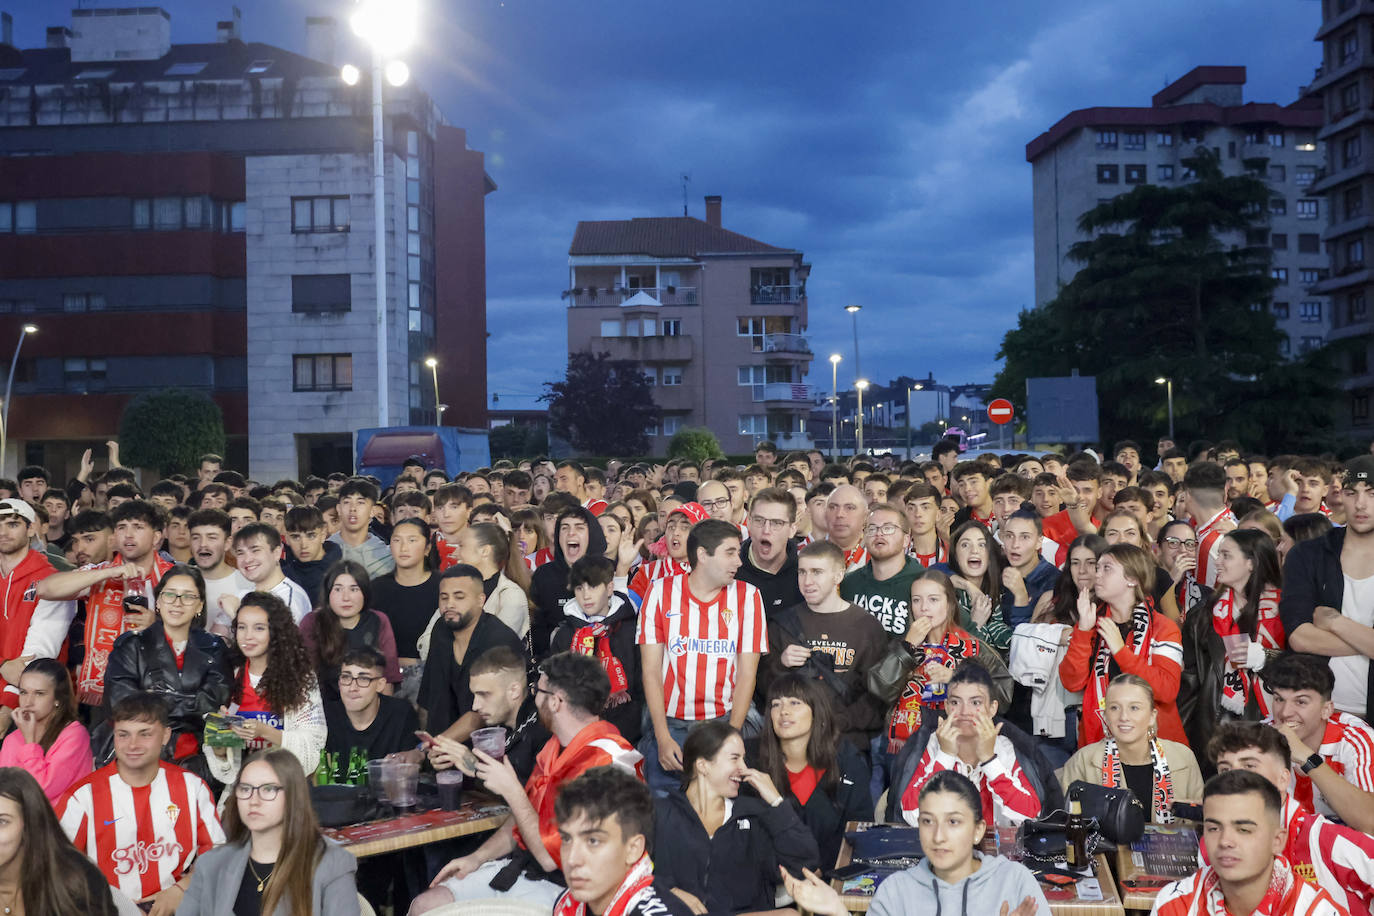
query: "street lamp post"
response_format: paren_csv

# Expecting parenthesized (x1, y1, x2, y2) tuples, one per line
(343, 0, 418, 429)
(845, 305, 862, 381)
(1155, 376, 1174, 440)
(829, 354, 841, 456)
(0, 324, 37, 472)
(907, 383, 923, 461)
(856, 379, 869, 456)
(425, 356, 441, 425)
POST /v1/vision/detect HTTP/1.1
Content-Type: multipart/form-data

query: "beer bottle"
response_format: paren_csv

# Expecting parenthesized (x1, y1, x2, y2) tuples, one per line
(314, 749, 332, 786)
(1065, 791, 1090, 868)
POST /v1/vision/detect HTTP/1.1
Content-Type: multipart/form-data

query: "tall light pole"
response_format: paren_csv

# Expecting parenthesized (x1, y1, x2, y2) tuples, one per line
(425, 356, 443, 425)
(856, 378, 869, 456)
(829, 353, 841, 456)
(907, 382, 923, 461)
(1155, 376, 1174, 441)
(343, 0, 418, 429)
(845, 304, 862, 382)
(0, 324, 37, 472)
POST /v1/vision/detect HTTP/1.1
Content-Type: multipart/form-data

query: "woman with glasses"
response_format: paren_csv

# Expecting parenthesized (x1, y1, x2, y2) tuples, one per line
(102, 563, 232, 775)
(1153, 520, 1198, 621)
(179, 748, 360, 915)
(299, 560, 401, 702)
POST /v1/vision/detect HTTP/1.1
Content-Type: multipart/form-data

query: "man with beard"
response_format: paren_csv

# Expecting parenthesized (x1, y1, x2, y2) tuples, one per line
(0, 498, 70, 733)
(186, 508, 250, 637)
(735, 488, 802, 619)
(418, 564, 525, 741)
(430, 646, 550, 785)
(530, 507, 607, 659)
(412, 652, 643, 911)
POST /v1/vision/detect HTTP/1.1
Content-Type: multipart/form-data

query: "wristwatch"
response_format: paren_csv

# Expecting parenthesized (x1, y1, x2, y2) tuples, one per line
(1300, 752, 1324, 774)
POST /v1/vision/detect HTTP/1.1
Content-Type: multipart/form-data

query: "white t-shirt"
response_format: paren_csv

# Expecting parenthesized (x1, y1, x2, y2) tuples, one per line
(233, 574, 312, 625)
(204, 568, 252, 632)
(1334, 572, 1374, 715)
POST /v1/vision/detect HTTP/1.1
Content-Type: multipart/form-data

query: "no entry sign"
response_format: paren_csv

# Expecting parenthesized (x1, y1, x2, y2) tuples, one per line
(988, 398, 1014, 425)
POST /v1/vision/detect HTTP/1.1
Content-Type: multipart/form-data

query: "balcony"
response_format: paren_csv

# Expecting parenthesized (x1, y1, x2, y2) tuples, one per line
(587, 334, 695, 363)
(753, 382, 816, 405)
(566, 287, 699, 308)
(751, 285, 803, 305)
(762, 333, 811, 357)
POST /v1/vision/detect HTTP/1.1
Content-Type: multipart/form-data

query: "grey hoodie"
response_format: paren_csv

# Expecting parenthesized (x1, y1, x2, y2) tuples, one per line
(870, 853, 1050, 916)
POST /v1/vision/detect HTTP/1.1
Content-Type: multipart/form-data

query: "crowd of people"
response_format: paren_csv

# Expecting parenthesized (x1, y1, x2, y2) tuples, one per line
(0, 436, 1371, 915)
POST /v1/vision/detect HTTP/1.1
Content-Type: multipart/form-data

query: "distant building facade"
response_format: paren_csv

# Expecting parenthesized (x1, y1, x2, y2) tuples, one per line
(565, 196, 814, 456)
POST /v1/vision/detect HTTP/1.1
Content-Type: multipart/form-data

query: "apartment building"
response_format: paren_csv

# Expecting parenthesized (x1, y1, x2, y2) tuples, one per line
(1310, 0, 1374, 436)
(565, 196, 814, 456)
(1027, 66, 1328, 357)
(0, 7, 492, 480)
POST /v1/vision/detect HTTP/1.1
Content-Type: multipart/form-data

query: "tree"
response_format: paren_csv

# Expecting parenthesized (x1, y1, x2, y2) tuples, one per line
(543, 352, 660, 456)
(991, 147, 1343, 451)
(118, 389, 226, 476)
(667, 427, 724, 463)
(488, 423, 528, 461)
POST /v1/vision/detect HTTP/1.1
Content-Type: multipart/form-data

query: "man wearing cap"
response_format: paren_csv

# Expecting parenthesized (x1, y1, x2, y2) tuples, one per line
(1281, 454, 1374, 723)
(0, 498, 74, 732)
(626, 501, 707, 608)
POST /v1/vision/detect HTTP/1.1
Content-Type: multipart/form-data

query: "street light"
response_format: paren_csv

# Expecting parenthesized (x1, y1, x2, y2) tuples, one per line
(845, 305, 862, 381)
(829, 354, 841, 456)
(345, 0, 418, 428)
(425, 356, 441, 425)
(906, 383, 924, 461)
(856, 378, 870, 455)
(0, 324, 37, 472)
(1155, 376, 1174, 440)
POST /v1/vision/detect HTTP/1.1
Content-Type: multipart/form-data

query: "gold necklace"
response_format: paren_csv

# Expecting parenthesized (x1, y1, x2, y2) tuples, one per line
(248, 860, 270, 894)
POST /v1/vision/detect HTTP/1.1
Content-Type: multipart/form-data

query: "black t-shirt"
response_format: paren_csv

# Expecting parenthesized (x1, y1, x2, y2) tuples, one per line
(234, 858, 274, 916)
(504, 694, 552, 786)
(1122, 762, 1155, 814)
(324, 694, 422, 760)
(371, 571, 439, 658)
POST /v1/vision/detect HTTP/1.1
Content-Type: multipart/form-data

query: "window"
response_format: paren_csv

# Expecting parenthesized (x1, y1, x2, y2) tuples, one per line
(1181, 165, 1197, 181)
(662, 367, 684, 386)
(164, 62, 206, 76)
(1096, 130, 1118, 149)
(1271, 233, 1288, 250)
(1125, 164, 1146, 185)
(738, 317, 765, 351)
(1341, 81, 1361, 113)
(1301, 268, 1323, 285)
(1245, 131, 1263, 145)
(1299, 233, 1322, 254)
(1301, 336, 1323, 353)
(1096, 164, 1119, 184)
(1157, 164, 1174, 181)
(1296, 165, 1317, 186)
(63, 358, 107, 393)
(662, 416, 683, 436)
(1355, 392, 1371, 422)
(1156, 131, 1174, 147)
(1272, 268, 1289, 283)
(1298, 199, 1320, 219)
(1279, 336, 1291, 356)
(293, 354, 352, 392)
(640, 318, 657, 337)
(246, 60, 274, 74)
(0, 69, 25, 81)
(662, 319, 681, 337)
(1273, 301, 1290, 319)
(1349, 238, 1366, 266)
(1354, 347, 1369, 375)
(1268, 132, 1285, 148)
(739, 415, 768, 436)
(642, 368, 657, 386)
(1346, 187, 1366, 221)
(291, 274, 351, 313)
(62, 292, 106, 312)
(1228, 141, 1237, 158)
(0, 201, 35, 234)
(1344, 134, 1363, 167)
(1270, 198, 1287, 216)
(644, 423, 658, 437)
(1247, 229, 1270, 246)
(738, 366, 766, 386)
(1123, 131, 1145, 150)
(1351, 292, 1368, 322)
(74, 69, 115, 80)
(599, 319, 620, 338)
(1300, 301, 1324, 322)
(290, 196, 350, 233)
(153, 197, 181, 230)
(1342, 30, 1360, 65)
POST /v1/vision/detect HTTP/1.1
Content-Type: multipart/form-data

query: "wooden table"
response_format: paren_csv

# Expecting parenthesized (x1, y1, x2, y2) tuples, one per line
(1115, 823, 1199, 912)
(322, 801, 509, 858)
(833, 822, 1125, 916)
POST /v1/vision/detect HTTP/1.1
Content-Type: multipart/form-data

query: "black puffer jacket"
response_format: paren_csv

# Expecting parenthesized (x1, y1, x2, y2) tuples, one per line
(750, 738, 873, 867)
(549, 592, 643, 743)
(528, 506, 606, 659)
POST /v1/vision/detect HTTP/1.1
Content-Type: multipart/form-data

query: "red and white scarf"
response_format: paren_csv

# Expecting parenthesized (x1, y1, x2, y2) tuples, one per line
(1198, 855, 1304, 916)
(1213, 585, 1283, 717)
(1100, 736, 1174, 824)
(76, 554, 174, 705)
(554, 854, 655, 916)
(887, 627, 980, 749)
(570, 617, 630, 704)
(1091, 601, 1156, 721)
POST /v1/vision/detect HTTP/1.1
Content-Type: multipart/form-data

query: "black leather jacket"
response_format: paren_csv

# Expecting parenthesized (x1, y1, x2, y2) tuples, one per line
(103, 622, 233, 741)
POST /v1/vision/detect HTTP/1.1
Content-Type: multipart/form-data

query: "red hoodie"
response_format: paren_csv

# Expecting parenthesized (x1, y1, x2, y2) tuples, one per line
(0, 548, 63, 708)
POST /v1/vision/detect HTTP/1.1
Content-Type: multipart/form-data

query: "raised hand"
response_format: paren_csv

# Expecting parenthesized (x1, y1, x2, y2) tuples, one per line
(1076, 586, 1097, 631)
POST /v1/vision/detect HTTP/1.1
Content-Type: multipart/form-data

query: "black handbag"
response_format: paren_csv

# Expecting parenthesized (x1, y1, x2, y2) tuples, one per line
(866, 641, 920, 703)
(1066, 780, 1146, 845)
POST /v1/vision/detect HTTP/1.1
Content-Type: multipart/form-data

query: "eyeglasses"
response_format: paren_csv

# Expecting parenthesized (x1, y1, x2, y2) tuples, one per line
(234, 782, 283, 801)
(159, 591, 200, 606)
(699, 498, 732, 511)
(338, 673, 380, 687)
(749, 516, 790, 531)
(864, 523, 902, 537)
(1162, 537, 1198, 549)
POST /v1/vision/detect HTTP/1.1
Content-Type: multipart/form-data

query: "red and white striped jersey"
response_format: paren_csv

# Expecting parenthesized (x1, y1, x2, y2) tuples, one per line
(584, 498, 608, 517)
(1193, 507, 1237, 589)
(433, 533, 461, 572)
(58, 761, 223, 902)
(1291, 711, 1374, 821)
(1152, 859, 1347, 916)
(899, 733, 1040, 827)
(910, 540, 948, 569)
(635, 573, 767, 721)
(627, 557, 690, 605)
(1285, 795, 1374, 916)
(840, 544, 869, 573)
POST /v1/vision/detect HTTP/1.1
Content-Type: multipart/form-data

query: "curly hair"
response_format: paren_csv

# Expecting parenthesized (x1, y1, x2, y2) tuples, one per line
(229, 591, 316, 713)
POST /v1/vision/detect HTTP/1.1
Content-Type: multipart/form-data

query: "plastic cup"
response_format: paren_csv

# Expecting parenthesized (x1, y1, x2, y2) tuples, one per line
(436, 769, 464, 811)
(1220, 633, 1249, 661)
(367, 760, 389, 804)
(382, 760, 420, 808)
(471, 726, 507, 761)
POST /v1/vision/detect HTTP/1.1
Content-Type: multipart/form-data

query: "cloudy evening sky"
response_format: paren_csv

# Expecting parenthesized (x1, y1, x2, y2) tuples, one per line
(5, 0, 1326, 410)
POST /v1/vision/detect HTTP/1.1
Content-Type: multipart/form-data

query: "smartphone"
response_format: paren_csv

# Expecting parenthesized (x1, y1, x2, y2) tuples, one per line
(414, 730, 437, 748)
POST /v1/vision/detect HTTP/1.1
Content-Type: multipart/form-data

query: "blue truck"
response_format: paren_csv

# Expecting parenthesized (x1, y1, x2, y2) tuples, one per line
(354, 425, 491, 489)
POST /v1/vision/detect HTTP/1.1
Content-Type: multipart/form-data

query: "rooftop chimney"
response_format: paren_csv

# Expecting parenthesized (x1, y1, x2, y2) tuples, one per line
(1, 13, 12, 48)
(46, 26, 72, 49)
(216, 6, 241, 42)
(704, 195, 722, 228)
(305, 16, 336, 66)
(70, 7, 172, 62)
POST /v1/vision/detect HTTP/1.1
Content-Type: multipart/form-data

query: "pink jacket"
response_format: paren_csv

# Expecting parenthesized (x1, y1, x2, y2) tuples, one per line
(0, 719, 93, 803)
